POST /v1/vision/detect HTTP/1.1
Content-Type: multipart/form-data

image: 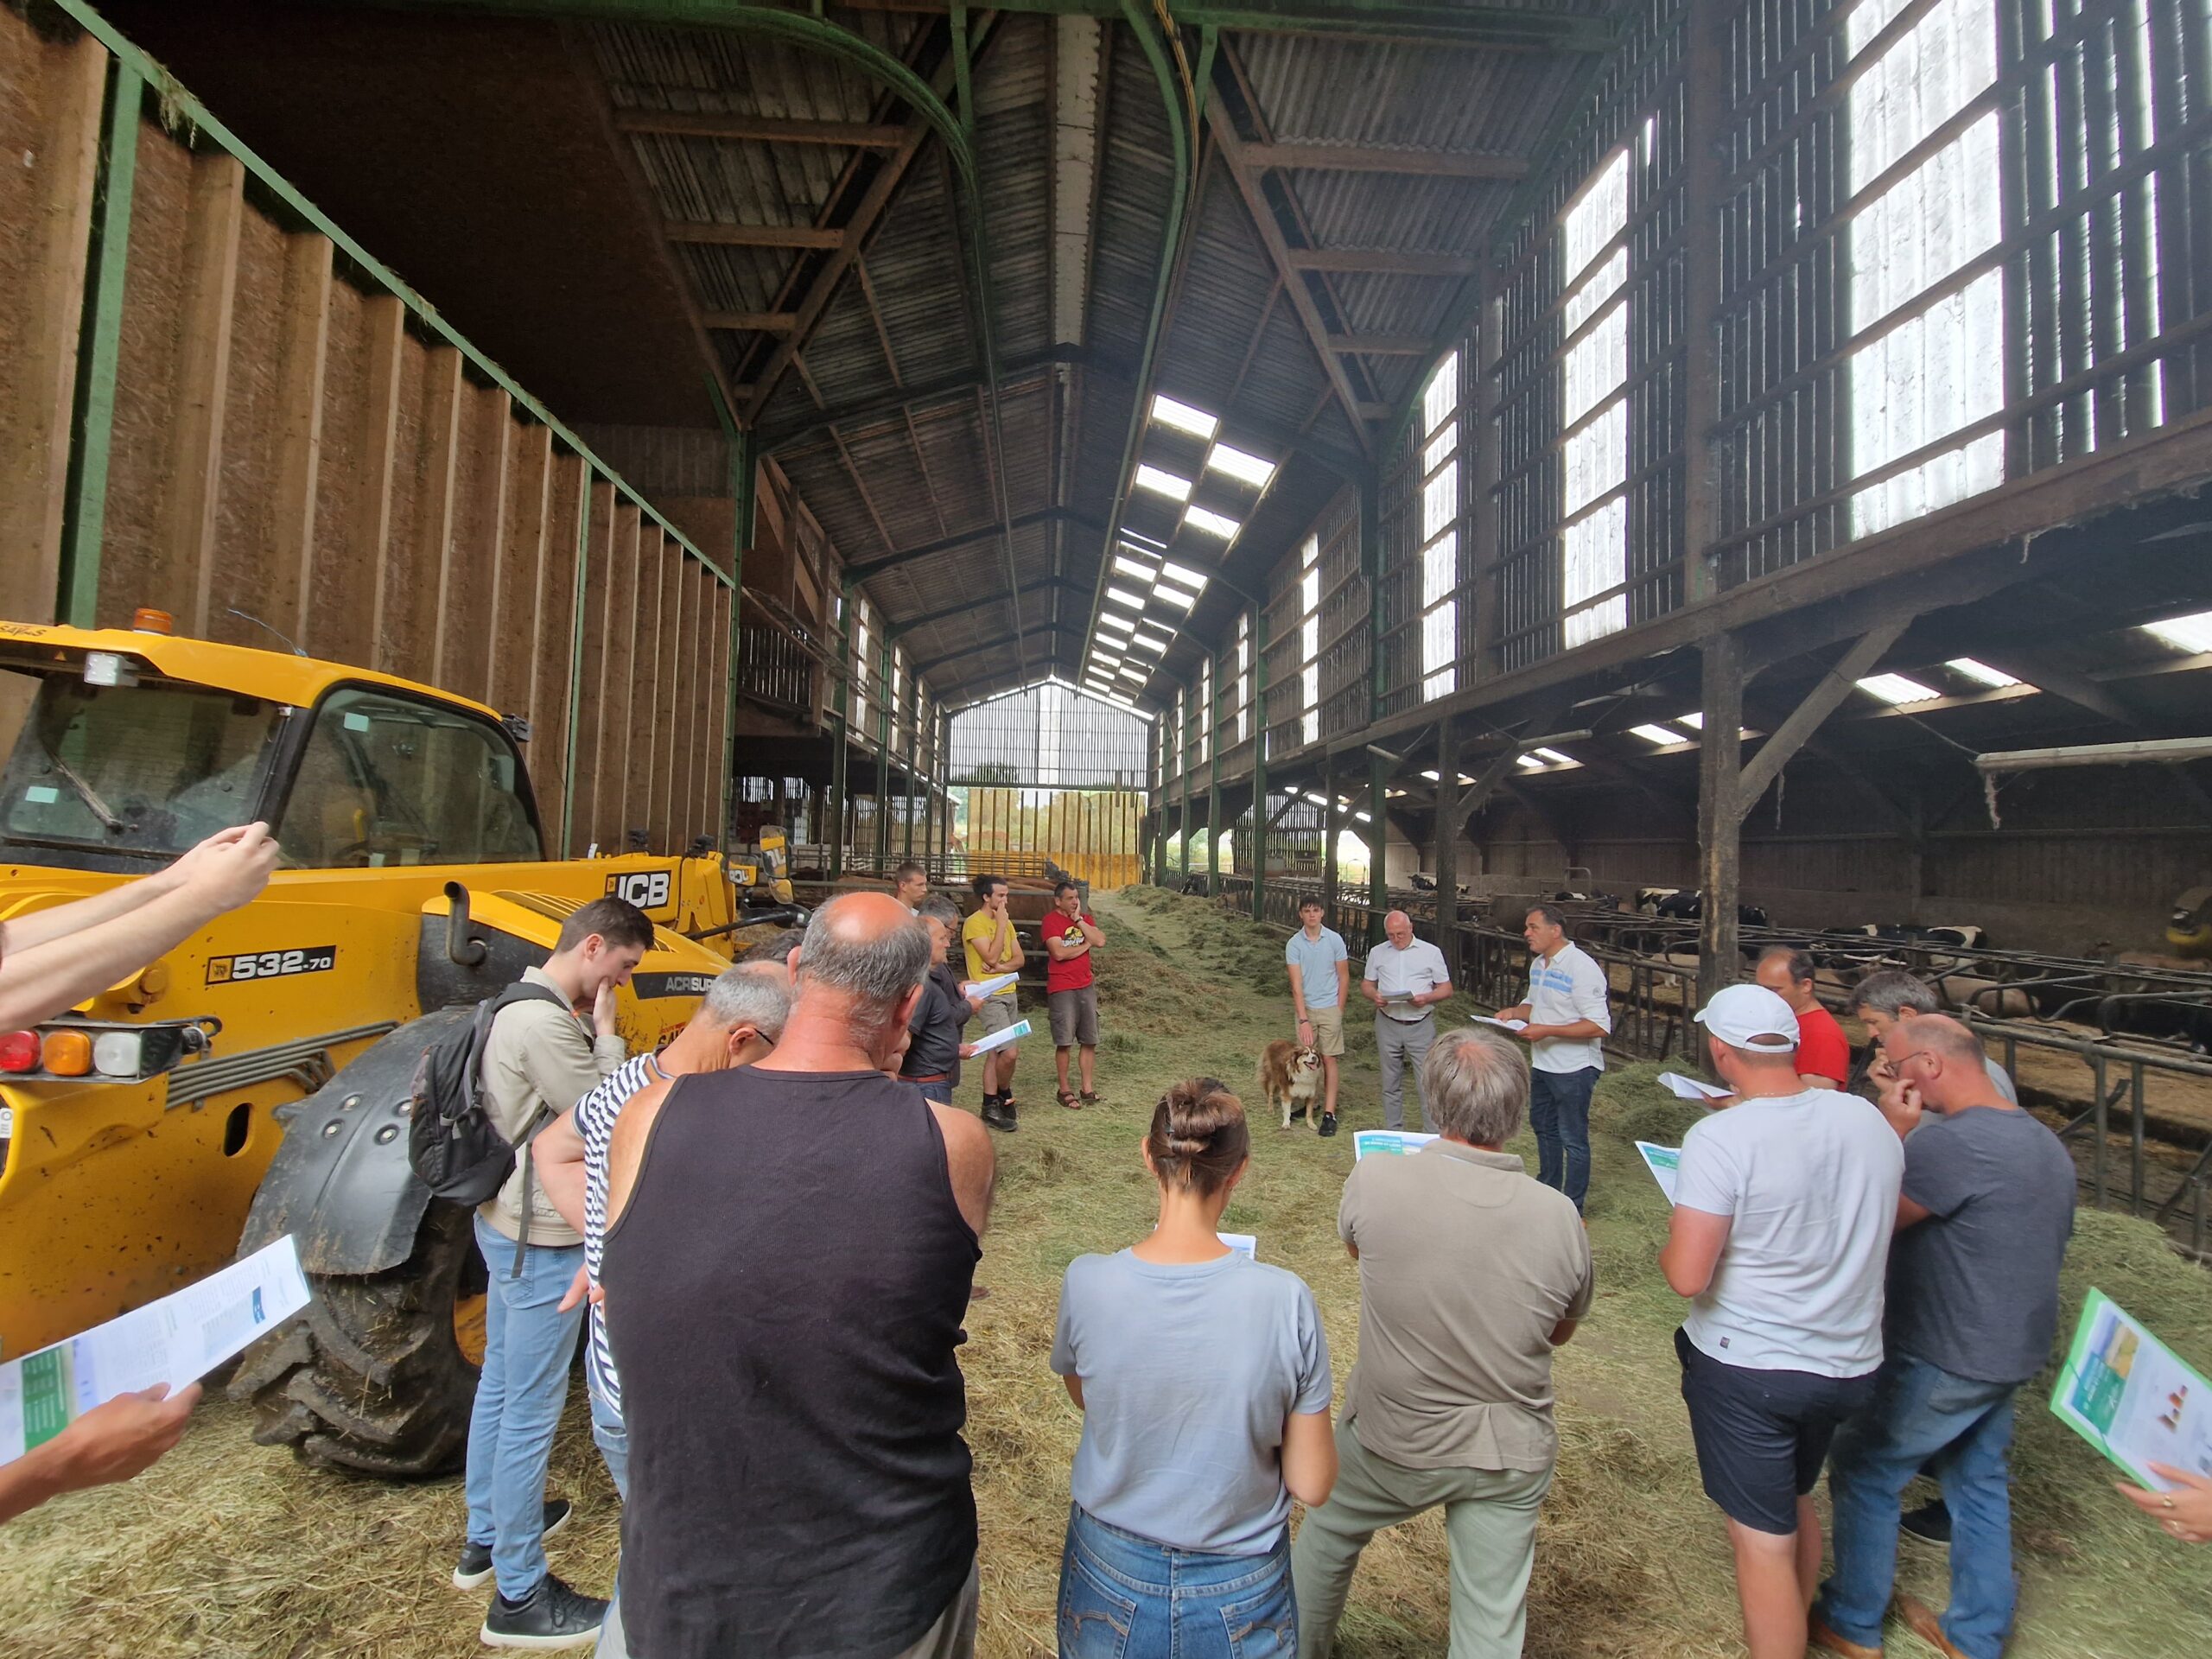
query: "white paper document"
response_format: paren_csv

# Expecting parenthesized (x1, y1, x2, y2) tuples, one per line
(1471, 1015, 1529, 1033)
(2050, 1290, 2212, 1489)
(1352, 1129, 1439, 1161)
(1217, 1233, 1257, 1259)
(1636, 1141, 1682, 1205)
(0, 1236, 311, 1465)
(968, 1017, 1031, 1057)
(962, 972, 1019, 1000)
(1659, 1071, 1731, 1102)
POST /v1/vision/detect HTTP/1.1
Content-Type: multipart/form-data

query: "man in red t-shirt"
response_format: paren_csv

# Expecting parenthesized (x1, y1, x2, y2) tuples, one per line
(1755, 947, 1849, 1090)
(1043, 880, 1106, 1108)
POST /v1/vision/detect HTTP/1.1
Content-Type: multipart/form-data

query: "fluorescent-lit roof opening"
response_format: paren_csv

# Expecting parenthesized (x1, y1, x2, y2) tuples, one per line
(1630, 723, 1687, 747)
(2141, 610, 2212, 653)
(1150, 585, 1196, 611)
(1112, 554, 1154, 580)
(1675, 711, 1705, 729)
(1947, 658, 2021, 688)
(1150, 394, 1219, 440)
(1183, 505, 1241, 539)
(1134, 464, 1193, 500)
(1160, 559, 1208, 589)
(1205, 442, 1275, 488)
(1516, 753, 1545, 769)
(1535, 747, 1580, 766)
(1105, 585, 1145, 610)
(1856, 672, 1942, 706)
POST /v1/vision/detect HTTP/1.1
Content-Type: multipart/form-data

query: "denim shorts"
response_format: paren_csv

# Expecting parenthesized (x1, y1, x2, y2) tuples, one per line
(1058, 1503, 1294, 1659)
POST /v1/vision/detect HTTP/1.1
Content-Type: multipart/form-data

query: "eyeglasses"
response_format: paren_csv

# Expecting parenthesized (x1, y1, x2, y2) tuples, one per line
(1890, 1049, 1935, 1070)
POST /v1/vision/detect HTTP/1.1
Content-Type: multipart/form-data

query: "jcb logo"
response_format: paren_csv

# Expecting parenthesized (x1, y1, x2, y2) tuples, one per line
(606, 869, 672, 910)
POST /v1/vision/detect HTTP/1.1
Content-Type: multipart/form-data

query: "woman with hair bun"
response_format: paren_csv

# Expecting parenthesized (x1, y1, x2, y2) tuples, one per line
(1049, 1079, 1338, 1658)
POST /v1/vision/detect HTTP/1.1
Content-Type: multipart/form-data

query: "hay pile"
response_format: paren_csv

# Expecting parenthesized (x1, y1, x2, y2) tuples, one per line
(3, 889, 2206, 1657)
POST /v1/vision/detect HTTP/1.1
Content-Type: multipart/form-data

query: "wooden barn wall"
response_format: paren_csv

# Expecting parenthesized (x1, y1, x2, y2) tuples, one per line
(1470, 768, 2207, 956)
(0, 7, 728, 860)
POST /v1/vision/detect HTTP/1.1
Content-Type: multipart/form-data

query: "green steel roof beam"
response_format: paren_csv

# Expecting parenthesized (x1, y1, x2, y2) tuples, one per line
(880, 2, 1619, 54)
(1072, 2, 1200, 716)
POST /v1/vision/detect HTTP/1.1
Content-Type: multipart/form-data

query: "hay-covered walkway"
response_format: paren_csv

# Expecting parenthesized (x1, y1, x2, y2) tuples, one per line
(3, 888, 2207, 1656)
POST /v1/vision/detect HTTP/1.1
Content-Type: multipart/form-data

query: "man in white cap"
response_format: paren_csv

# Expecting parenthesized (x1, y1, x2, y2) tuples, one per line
(1658, 983, 1903, 1659)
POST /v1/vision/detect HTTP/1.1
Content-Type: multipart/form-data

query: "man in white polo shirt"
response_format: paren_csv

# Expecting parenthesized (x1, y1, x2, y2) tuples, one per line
(1660, 983, 1903, 1659)
(1360, 908, 1453, 1131)
(1493, 904, 1611, 1212)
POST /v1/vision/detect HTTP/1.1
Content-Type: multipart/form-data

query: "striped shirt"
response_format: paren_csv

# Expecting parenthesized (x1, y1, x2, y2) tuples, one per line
(576, 1052, 659, 1413)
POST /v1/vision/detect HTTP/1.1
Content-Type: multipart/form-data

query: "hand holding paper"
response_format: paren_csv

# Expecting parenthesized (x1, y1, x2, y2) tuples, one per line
(1659, 1071, 1731, 1103)
(968, 1017, 1031, 1057)
(1471, 1014, 1529, 1033)
(1636, 1141, 1682, 1204)
(963, 972, 1019, 1000)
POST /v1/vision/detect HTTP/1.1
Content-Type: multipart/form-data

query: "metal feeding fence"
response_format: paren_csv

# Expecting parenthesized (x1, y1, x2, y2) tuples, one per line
(961, 788, 1143, 893)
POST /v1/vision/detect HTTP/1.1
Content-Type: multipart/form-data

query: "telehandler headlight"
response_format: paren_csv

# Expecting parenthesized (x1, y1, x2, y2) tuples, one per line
(0, 1019, 216, 1083)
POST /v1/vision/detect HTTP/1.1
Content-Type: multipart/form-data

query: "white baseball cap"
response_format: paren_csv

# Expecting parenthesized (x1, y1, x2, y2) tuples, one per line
(1693, 983, 1800, 1051)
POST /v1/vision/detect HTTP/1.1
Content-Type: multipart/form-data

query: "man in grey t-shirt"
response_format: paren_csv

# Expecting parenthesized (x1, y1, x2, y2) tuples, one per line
(1813, 1016, 2075, 1659)
(1293, 1029, 1591, 1659)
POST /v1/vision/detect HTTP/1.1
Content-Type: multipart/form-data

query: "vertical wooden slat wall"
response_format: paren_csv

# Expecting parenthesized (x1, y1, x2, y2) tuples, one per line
(0, 9, 736, 862)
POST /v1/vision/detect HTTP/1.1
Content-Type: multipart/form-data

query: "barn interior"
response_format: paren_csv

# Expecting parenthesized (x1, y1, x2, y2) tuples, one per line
(3, 0, 2212, 1653)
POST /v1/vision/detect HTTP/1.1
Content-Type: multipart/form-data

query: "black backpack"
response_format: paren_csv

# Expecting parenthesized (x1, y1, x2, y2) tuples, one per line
(406, 982, 570, 1276)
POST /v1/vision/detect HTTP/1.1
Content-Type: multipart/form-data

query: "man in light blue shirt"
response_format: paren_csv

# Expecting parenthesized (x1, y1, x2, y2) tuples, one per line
(1285, 893, 1350, 1137)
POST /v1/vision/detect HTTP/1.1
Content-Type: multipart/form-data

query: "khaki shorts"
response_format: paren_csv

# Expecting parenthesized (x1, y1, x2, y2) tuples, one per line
(1303, 1001, 1344, 1057)
(975, 995, 1020, 1035)
(1049, 985, 1098, 1048)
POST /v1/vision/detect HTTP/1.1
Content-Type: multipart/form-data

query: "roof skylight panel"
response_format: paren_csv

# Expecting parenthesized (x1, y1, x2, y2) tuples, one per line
(1855, 673, 1942, 706)
(1134, 464, 1193, 501)
(1182, 505, 1241, 539)
(2140, 610, 2212, 653)
(1150, 395, 1219, 440)
(1205, 442, 1274, 489)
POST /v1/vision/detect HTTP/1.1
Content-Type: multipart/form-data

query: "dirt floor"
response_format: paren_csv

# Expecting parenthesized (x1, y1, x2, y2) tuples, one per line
(4, 887, 2209, 1657)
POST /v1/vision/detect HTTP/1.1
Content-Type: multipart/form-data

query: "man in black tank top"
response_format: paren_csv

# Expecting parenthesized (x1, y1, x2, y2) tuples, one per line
(601, 893, 997, 1659)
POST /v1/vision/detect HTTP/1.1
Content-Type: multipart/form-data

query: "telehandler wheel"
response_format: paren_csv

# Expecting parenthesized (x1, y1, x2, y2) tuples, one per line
(231, 1199, 486, 1478)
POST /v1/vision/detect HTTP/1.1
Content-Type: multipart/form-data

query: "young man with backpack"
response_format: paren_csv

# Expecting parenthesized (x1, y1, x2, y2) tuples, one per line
(451, 896, 652, 1649)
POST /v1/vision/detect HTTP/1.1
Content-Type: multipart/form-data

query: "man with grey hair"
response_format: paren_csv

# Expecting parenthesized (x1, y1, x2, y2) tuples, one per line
(1852, 969, 2017, 1105)
(599, 893, 996, 1659)
(531, 957, 792, 1656)
(1361, 908, 1453, 1130)
(1293, 1028, 1592, 1658)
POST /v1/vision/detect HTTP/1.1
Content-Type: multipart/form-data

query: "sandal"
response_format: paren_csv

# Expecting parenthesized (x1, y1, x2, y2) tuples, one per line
(1080, 1091, 1100, 1107)
(1057, 1089, 1083, 1109)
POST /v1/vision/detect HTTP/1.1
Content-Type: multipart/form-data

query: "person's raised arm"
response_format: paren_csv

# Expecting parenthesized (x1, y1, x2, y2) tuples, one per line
(1079, 917, 1103, 947)
(931, 1100, 998, 1238)
(1281, 1407, 1338, 1507)
(0, 823, 277, 1029)
(518, 1005, 617, 1118)
(601, 1073, 677, 1230)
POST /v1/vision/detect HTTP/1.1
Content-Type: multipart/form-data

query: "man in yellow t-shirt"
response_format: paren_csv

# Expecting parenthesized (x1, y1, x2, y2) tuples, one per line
(962, 874, 1025, 1131)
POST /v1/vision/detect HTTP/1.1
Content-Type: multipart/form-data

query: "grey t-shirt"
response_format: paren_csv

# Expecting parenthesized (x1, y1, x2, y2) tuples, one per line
(1890, 1105, 2075, 1384)
(1051, 1249, 1333, 1554)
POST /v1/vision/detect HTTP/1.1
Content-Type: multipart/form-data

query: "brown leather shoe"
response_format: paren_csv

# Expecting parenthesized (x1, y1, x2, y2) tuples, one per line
(1809, 1618, 1882, 1659)
(1895, 1594, 1969, 1659)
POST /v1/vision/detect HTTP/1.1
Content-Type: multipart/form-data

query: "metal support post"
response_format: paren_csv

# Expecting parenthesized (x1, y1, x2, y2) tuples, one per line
(1250, 609, 1268, 921)
(1433, 714, 1459, 979)
(1680, 0, 1726, 605)
(718, 414, 753, 844)
(59, 60, 142, 627)
(1208, 644, 1224, 898)
(1362, 466, 1387, 946)
(1367, 747, 1389, 946)
(560, 465, 594, 857)
(1322, 754, 1339, 931)
(1694, 631, 1745, 1007)
(874, 635, 893, 868)
(828, 576, 853, 880)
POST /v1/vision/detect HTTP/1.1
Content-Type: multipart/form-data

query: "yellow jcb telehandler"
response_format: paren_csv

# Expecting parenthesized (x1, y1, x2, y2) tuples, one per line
(0, 617, 799, 1476)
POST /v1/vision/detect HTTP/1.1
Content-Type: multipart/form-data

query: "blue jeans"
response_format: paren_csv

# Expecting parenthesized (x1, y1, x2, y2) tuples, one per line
(1059, 1503, 1295, 1659)
(1815, 1355, 2020, 1659)
(587, 1363, 630, 1659)
(910, 1077, 955, 1105)
(464, 1217, 586, 1601)
(1528, 1067, 1597, 1211)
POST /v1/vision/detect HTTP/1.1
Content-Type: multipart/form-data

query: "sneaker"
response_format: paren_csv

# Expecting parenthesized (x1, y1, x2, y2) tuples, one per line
(480, 1573, 607, 1649)
(1900, 1498, 1952, 1549)
(453, 1500, 573, 1590)
(1318, 1113, 1338, 1138)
